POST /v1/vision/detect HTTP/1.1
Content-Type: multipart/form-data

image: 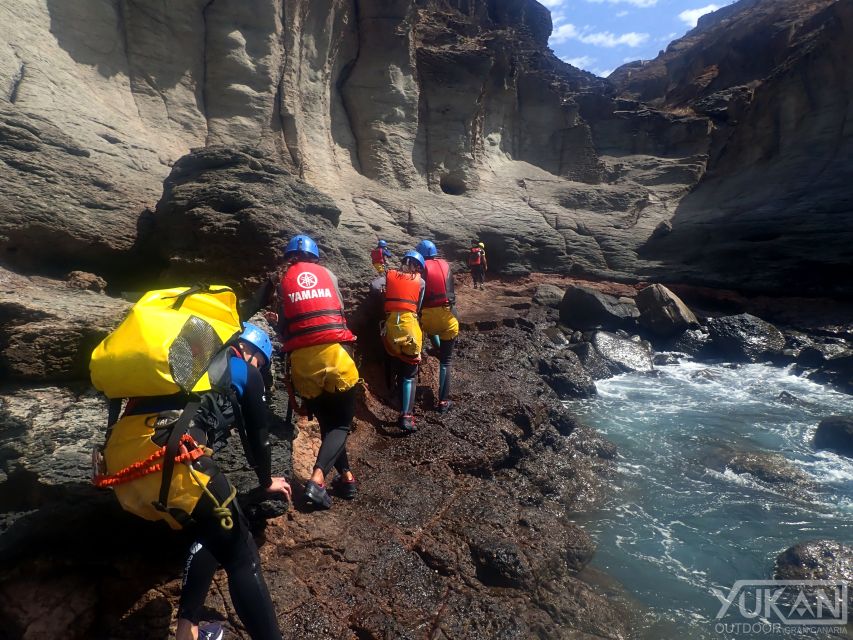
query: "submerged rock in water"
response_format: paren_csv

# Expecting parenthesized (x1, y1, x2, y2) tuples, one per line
(706, 313, 785, 362)
(775, 540, 853, 588)
(813, 416, 853, 457)
(726, 453, 813, 489)
(592, 331, 654, 373)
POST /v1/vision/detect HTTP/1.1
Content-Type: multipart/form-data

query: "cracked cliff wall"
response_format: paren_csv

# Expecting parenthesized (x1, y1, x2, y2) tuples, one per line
(1, 0, 848, 296)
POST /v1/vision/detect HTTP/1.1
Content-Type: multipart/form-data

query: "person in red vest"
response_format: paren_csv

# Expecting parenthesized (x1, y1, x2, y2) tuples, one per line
(467, 241, 487, 289)
(415, 239, 459, 413)
(370, 250, 426, 431)
(273, 234, 360, 509)
(370, 239, 393, 274)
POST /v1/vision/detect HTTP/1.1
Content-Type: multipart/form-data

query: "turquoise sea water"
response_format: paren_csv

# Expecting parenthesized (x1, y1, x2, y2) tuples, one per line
(569, 362, 853, 639)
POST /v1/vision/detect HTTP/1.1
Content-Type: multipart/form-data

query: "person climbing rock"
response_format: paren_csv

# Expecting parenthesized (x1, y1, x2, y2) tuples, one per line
(370, 239, 393, 274)
(93, 302, 290, 640)
(467, 241, 487, 289)
(273, 234, 360, 509)
(415, 239, 460, 413)
(370, 250, 426, 432)
(175, 322, 290, 640)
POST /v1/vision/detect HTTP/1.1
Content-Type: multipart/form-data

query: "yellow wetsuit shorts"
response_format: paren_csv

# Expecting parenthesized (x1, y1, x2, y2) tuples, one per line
(290, 342, 359, 400)
(383, 311, 423, 361)
(420, 305, 459, 341)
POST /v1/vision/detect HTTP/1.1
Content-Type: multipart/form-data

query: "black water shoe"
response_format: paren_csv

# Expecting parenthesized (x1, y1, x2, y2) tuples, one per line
(398, 413, 417, 432)
(304, 480, 332, 509)
(332, 474, 358, 499)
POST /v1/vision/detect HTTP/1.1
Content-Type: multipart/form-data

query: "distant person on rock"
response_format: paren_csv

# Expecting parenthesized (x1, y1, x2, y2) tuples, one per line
(370, 239, 393, 274)
(416, 239, 459, 413)
(467, 241, 487, 289)
(370, 250, 426, 432)
(265, 234, 360, 509)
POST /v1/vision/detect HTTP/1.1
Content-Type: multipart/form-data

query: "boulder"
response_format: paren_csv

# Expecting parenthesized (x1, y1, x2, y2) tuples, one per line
(0, 267, 130, 382)
(591, 331, 654, 373)
(665, 327, 712, 357)
(705, 313, 785, 362)
(813, 416, 853, 457)
(727, 453, 813, 488)
(775, 540, 853, 586)
(809, 355, 853, 395)
(635, 283, 699, 337)
(559, 285, 639, 331)
(145, 146, 351, 288)
(568, 341, 618, 380)
(538, 352, 597, 399)
(532, 284, 565, 308)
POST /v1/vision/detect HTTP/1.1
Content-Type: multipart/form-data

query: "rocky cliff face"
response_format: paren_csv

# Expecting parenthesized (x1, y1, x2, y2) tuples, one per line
(1, 0, 719, 294)
(611, 0, 853, 297)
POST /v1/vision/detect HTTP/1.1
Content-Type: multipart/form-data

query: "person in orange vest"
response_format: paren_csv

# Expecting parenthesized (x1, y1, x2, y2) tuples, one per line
(270, 234, 360, 509)
(467, 241, 487, 289)
(370, 239, 393, 274)
(370, 250, 426, 431)
(414, 239, 459, 413)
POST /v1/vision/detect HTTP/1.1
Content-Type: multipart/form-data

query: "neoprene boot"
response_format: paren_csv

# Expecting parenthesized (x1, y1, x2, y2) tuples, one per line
(399, 377, 417, 432)
(437, 364, 452, 413)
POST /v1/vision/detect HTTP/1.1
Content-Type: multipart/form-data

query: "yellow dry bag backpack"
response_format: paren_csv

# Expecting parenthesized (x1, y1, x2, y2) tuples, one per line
(89, 285, 244, 529)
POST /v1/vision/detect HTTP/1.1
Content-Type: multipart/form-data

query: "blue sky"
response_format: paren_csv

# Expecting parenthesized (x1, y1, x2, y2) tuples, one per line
(542, 0, 737, 77)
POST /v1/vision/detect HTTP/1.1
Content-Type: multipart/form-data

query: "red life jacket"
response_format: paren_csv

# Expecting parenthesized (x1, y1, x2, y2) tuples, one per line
(423, 258, 451, 307)
(370, 247, 385, 264)
(467, 248, 483, 266)
(279, 262, 355, 352)
(384, 270, 422, 313)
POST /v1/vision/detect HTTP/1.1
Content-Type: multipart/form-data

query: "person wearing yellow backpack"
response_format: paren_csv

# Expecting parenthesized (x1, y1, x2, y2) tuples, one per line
(370, 250, 426, 432)
(174, 323, 290, 640)
(266, 234, 360, 510)
(91, 290, 290, 640)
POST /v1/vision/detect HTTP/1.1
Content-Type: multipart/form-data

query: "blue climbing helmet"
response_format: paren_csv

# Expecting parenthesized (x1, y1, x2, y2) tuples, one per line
(284, 234, 320, 260)
(239, 322, 273, 364)
(401, 250, 425, 272)
(378, 239, 388, 248)
(415, 239, 437, 258)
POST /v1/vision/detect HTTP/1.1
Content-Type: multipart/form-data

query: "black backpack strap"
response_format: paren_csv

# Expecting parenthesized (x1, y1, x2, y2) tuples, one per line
(152, 400, 200, 515)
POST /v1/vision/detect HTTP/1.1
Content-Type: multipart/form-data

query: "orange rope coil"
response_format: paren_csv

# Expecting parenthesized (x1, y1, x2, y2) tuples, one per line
(93, 434, 206, 488)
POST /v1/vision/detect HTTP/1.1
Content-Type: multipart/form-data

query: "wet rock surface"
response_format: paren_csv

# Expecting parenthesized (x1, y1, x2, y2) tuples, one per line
(559, 285, 639, 332)
(705, 313, 785, 363)
(774, 540, 853, 587)
(813, 416, 853, 458)
(591, 332, 654, 374)
(0, 277, 628, 639)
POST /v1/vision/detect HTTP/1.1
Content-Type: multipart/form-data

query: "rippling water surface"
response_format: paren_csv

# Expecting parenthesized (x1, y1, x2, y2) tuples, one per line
(569, 362, 853, 639)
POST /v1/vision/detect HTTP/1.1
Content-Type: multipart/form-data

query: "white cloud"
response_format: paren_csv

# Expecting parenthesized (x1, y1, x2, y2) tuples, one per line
(550, 22, 648, 47)
(586, 0, 658, 7)
(550, 22, 580, 43)
(562, 55, 596, 69)
(578, 30, 649, 47)
(616, 10, 629, 17)
(678, 4, 720, 27)
(539, 0, 566, 7)
(592, 68, 615, 77)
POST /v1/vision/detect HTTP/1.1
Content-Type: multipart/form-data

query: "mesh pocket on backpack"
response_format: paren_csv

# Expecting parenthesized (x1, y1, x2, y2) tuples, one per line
(169, 316, 223, 392)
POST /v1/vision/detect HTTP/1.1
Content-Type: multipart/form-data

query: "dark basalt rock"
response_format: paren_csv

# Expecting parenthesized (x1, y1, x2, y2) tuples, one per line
(705, 313, 785, 362)
(665, 327, 712, 358)
(813, 416, 853, 457)
(538, 352, 597, 399)
(809, 355, 853, 395)
(635, 283, 698, 337)
(569, 341, 616, 380)
(559, 285, 639, 332)
(591, 331, 653, 373)
(775, 540, 853, 587)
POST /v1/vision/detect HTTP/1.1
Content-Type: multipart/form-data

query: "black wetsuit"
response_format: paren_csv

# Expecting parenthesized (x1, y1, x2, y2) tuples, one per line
(175, 356, 282, 640)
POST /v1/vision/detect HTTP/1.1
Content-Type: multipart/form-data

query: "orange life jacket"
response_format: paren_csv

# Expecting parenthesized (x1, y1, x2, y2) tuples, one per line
(370, 247, 385, 264)
(423, 258, 451, 307)
(468, 247, 483, 266)
(279, 262, 356, 352)
(384, 270, 422, 313)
